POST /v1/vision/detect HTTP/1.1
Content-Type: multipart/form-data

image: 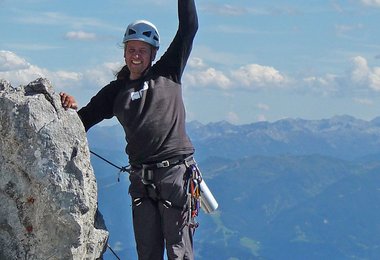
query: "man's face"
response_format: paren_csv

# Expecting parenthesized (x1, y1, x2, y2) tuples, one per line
(124, 40, 156, 80)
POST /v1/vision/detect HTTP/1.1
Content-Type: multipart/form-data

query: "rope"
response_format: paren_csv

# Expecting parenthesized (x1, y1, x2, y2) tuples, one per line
(90, 150, 130, 181)
(90, 150, 130, 172)
(89, 150, 126, 259)
(107, 244, 121, 260)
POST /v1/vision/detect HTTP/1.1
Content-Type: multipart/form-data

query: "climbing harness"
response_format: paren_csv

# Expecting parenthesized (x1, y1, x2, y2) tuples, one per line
(90, 149, 218, 243)
(134, 155, 196, 212)
(127, 154, 204, 228)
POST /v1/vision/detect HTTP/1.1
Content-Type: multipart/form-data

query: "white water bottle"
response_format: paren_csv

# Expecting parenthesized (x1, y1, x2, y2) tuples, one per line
(199, 180, 218, 213)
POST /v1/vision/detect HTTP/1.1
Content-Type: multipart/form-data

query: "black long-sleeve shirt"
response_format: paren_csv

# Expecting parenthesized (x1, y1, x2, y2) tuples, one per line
(78, 0, 198, 165)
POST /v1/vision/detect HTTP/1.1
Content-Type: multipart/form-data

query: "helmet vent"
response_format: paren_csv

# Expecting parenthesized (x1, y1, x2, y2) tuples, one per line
(143, 31, 152, 37)
(128, 29, 136, 35)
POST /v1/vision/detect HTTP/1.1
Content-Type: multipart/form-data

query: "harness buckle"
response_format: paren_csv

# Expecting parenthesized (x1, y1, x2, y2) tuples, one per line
(184, 157, 195, 168)
(159, 160, 170, 168)
(142, 168, 154, 183)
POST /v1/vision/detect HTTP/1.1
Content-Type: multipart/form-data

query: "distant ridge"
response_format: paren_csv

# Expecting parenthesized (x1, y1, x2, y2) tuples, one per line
(88, 115, 380, 161)
(87, 114, 380, 259)
(187, 115, 380, 161)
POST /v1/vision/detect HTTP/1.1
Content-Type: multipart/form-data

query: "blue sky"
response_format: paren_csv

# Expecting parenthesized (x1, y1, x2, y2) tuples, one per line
(1, 0, 380, 125)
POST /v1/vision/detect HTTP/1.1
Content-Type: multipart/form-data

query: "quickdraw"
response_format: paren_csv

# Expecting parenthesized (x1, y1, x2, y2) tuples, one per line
(187, 164, 202, 228)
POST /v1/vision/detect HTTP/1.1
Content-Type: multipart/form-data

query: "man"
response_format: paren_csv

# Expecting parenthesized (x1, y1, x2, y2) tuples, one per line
(60, 0, 198, 259)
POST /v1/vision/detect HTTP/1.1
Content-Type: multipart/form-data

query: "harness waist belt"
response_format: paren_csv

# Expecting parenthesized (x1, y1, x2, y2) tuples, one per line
(141, 154, 194, 169)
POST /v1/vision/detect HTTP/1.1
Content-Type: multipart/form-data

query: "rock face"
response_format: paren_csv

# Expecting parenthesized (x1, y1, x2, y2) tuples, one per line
(0, 78, 108, 259)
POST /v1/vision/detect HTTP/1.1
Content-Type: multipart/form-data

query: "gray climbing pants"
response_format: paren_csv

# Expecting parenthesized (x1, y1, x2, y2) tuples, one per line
(129, 161, 195, 260)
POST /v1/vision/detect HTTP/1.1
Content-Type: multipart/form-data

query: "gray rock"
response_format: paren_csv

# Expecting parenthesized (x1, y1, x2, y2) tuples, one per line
(0, 78, 108, 260)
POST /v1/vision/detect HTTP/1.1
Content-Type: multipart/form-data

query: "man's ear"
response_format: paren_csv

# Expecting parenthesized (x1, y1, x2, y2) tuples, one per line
(151, 48, 158, 61)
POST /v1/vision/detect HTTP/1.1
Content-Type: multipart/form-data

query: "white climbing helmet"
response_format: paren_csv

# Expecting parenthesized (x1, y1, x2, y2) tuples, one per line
(123, 20, 160, 49)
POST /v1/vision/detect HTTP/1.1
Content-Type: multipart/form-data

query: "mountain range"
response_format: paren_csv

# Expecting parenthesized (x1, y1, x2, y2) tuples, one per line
(86, 115, 380, 260)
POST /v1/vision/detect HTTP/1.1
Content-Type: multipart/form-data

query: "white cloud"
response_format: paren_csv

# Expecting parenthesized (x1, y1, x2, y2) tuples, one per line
(303, 74, 340, 96)
(49, 70, 82, 88)
(0, 50, 82, 88)
(350, 56, 380, 91)
(353, 98, 373, 106)
(184, 61, 232, 89)
(231, 64, 288, 89)
(351, 56, 369, 82)
(214, 25, 258, 35)
(188, 57, 207, 69)
(0, 51, 30, 71)
(65, 31, 97, 41)
(14, 11, 120, 31)
(257, 103, 270, 111)
(111, 241, 124, 252)
(83, 62, 123, 87)
(332, 2, 344, 13)
(192, 45, 242, 68)
(257, 114, 267, 122)
(335, 23, 363, 36)
(200, 3, 300, 16)
(360, 0, 380, 7)
(191, 67, 231, 89)
(0, 50, 123, 91)
(3, 51, 379, 110)
(200, 3, 296, 17)
(201, 4, 249, 16)
(226, 111, 240, 124)
(134, 0, 172, 6)
(185, 58, 288, 91)
(369, 68, 380, 90)
(0, 66, 45, 87)
(0, 51, 47, 86)
(3, 43, 61, 51)
(301, 56, 380, 96)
